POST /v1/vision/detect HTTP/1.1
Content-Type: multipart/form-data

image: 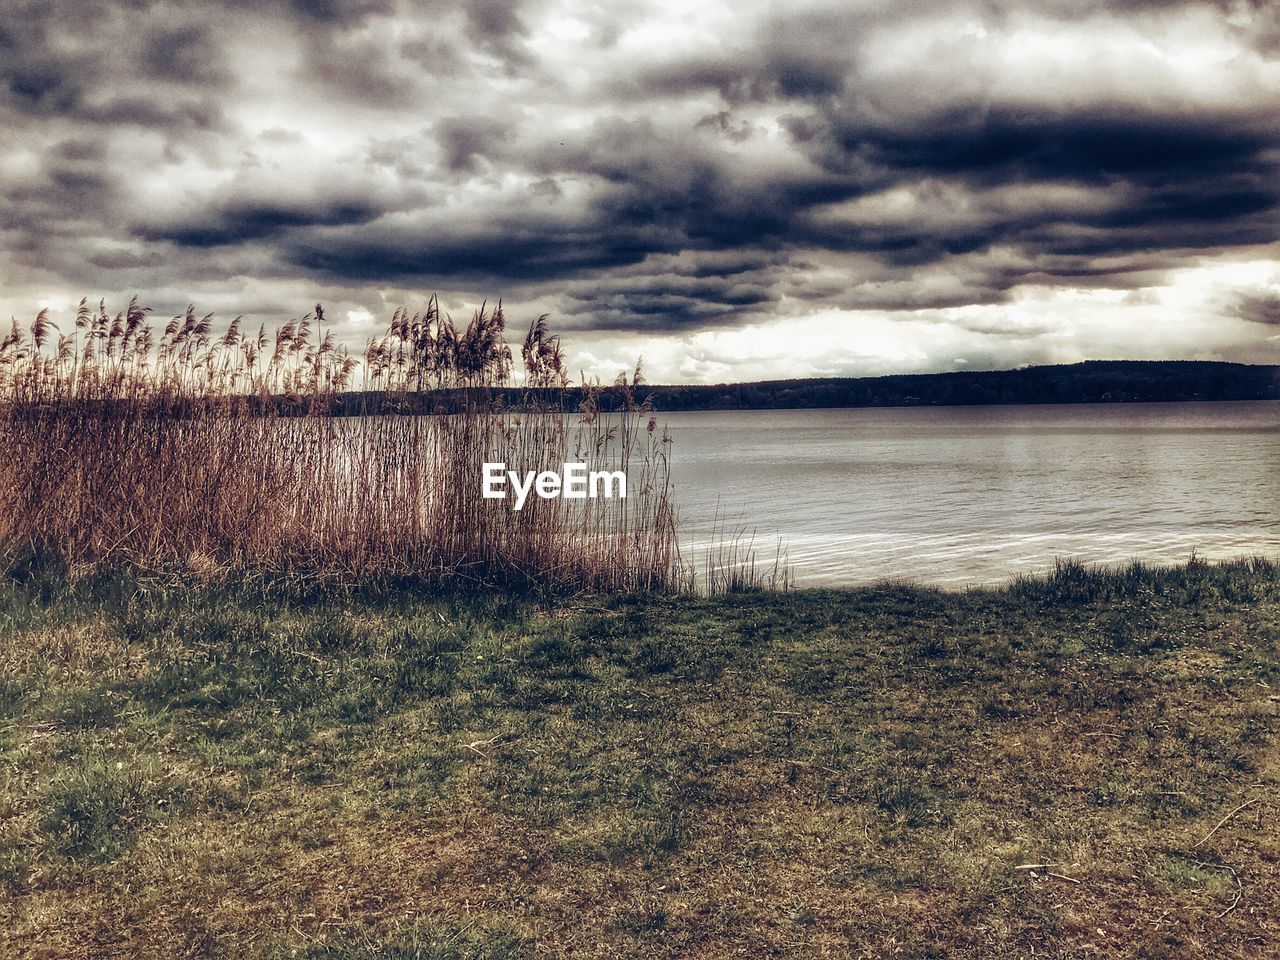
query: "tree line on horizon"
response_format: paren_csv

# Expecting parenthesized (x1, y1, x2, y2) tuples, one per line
(326, 359, 1280, 416)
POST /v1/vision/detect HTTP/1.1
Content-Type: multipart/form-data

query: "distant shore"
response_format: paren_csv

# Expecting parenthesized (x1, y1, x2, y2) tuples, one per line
(325, 359, 1280, 415)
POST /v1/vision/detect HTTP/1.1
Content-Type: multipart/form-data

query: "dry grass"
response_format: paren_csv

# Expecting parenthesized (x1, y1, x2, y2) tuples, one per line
(0, 558, 1276, 958)
(0, 297, 708, 593)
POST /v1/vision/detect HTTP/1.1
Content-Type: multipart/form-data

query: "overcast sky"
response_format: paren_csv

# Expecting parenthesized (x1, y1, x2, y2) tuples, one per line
(2, 0, 1279, 383)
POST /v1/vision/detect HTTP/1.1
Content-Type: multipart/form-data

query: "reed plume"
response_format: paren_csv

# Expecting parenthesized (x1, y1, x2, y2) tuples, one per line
(0, 297, 690, 593)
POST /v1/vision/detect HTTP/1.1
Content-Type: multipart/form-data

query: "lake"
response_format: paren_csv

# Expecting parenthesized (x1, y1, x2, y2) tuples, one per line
(663, 401, 1280, 587)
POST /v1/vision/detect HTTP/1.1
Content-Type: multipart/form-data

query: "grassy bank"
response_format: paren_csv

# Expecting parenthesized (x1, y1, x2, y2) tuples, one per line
(1, 558, 1277, 958)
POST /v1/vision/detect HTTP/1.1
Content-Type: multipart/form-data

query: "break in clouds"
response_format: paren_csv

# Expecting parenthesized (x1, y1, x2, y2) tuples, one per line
(2, 0, 1279, 382)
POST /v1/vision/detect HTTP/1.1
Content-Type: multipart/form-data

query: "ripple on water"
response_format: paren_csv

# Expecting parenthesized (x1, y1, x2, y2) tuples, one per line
(666, 401, 1280, 586)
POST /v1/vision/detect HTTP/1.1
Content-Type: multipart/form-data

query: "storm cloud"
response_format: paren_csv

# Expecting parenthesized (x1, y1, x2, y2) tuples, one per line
(2, 0, 1279, 380)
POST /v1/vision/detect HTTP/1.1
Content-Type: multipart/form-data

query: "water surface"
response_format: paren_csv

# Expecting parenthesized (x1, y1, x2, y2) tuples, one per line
(664, 401, 1280, 587)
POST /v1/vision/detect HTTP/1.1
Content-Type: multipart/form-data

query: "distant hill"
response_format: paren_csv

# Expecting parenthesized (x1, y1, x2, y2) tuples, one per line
(328, 360, 1280, 415)
(630, 360, 1280, 411)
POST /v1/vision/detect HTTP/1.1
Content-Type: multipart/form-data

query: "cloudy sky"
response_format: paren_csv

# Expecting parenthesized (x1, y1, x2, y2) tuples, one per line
(3, 0, 1279, 383)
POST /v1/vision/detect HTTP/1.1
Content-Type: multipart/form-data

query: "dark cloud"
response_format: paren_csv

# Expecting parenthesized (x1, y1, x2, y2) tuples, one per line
(435, 116, 513, 174)
(1, 0, 1279, 366)
(286, 216, 659, 286)
(140, 199, 386, 248)
(463, 0, 529, 61)
(146, 23, 229, 85)
(828, 107, 1273, 181)
(399, 34, 469, 76)
(1233, 293, 1280, 326)
(284, 0, 394, 26)
(0, 1, 233, 129)
(294, 23, 439, 108)
(558, 253, 789, 329)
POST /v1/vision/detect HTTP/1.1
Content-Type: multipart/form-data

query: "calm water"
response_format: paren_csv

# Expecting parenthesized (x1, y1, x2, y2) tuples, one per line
(663, 401, 1280, 587)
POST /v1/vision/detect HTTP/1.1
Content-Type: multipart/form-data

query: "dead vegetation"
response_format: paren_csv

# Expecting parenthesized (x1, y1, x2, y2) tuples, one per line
(0, 296, 694, 592)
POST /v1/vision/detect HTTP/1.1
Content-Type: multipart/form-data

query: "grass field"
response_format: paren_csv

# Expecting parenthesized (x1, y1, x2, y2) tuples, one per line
(1, 557, 1277, 958)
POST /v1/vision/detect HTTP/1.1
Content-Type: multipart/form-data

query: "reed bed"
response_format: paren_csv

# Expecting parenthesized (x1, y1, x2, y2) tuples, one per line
(0, 297, 699, 593)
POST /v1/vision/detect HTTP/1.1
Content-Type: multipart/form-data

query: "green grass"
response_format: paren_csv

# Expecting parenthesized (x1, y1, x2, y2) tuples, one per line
(0, 557, 1277, 958)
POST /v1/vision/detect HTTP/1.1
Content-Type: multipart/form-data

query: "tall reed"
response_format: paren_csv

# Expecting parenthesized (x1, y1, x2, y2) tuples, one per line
(0, 297, 688, 592)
